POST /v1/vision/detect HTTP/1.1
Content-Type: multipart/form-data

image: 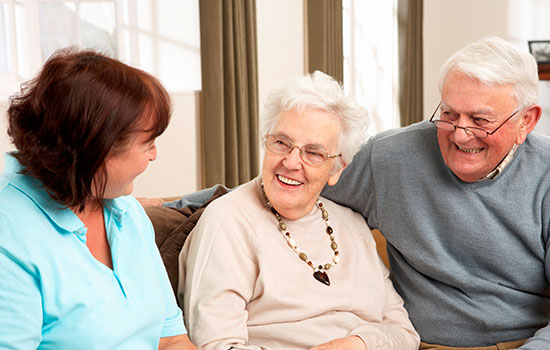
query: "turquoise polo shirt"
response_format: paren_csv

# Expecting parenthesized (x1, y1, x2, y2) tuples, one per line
(0, 153, 186, 349)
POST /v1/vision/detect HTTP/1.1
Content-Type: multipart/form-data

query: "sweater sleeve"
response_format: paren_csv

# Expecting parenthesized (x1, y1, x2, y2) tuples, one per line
(348, 257, 420, 350)
(180, 201, 271, 350)
(517, 231, 550, 349)
(321, 140, 378, 229)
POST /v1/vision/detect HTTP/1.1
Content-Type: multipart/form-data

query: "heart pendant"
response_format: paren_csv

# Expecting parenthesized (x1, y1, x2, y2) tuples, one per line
(313, 271, 330, 286)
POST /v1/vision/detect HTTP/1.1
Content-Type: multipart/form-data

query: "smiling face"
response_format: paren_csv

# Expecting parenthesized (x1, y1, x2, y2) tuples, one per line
(101, 132, 157, 199)
(261, 108, 345, 220)
(437, 71, 527, 182)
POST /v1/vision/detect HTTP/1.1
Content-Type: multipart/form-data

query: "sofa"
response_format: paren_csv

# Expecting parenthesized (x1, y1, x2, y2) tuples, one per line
(145, 186, 389, 306)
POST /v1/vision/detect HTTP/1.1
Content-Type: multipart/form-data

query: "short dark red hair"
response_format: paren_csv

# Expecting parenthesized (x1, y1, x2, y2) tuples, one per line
(7, 47, 171, 210)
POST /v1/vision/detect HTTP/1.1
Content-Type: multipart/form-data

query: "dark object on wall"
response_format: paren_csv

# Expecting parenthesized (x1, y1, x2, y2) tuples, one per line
(528, 40, 550, 64)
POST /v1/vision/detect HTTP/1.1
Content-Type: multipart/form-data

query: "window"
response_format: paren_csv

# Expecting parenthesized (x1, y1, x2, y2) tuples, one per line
(0, 0, 200, 99)
(342, 0, 399, 134)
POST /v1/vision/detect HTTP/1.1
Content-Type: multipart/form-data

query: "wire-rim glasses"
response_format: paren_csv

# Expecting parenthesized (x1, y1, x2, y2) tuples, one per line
(264, 134, 341, 166)
(429, 101, 520, 138)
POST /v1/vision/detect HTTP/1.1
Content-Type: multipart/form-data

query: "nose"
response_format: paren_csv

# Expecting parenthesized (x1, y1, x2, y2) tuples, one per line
(450, 127, 475, 143)
(149, 144, 157, 161)
(282, 146, 303, 169)
(450, 118, 475, 142)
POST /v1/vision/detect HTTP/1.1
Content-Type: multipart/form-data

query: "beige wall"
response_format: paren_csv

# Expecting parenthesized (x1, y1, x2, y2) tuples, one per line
(423, 0, 550, 134)
(133, 92, 202, 197)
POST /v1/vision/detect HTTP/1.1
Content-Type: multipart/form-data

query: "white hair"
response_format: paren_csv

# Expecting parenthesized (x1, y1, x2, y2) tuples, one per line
(438, 36, 539, 108)
(260, 71, 369, 170)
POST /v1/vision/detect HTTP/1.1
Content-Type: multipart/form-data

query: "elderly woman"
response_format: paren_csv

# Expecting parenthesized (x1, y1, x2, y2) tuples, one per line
(178, 71, 419, 350)
(0, 49, 195, 349)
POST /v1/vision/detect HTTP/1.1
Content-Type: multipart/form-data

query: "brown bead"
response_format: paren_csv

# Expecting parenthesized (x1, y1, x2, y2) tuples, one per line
(299, 252, 308, 261)
(324, 264, 332, 270)
(331, 242, 338, 250)
(335, 251, 339, 255)
(321, 210, 328, 219)
(307, 261, 313, 266)
(279, 222, 286, 231)
(326, 226, 333, 234)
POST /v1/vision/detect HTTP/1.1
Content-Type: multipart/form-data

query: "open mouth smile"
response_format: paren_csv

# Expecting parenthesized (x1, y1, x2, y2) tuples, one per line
(457, 145, 483, 154)
(277, 174, 303, 186)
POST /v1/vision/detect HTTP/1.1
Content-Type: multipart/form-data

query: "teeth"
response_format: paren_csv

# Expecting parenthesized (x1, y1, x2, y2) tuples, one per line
(277, 175, 302, 186)
(458, 146, 483, 154)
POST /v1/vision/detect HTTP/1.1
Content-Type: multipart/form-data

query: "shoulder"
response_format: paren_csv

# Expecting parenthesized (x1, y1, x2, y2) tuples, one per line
(371, 120, 436, 152)
(183, 180, 266, 265)
(524, 132, 550, 157)
(201, 178, 265, 224)
(351, 121, 437, 164)
(0, 180, 46, 240)
(320, 197, 374, 242)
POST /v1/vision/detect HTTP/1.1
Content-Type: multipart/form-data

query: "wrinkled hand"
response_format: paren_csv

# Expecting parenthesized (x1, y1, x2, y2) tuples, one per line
(309, 335, 367, 350)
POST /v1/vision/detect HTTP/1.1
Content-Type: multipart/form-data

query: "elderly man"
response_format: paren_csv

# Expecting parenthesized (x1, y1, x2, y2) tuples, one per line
(322, 36, 548, 349)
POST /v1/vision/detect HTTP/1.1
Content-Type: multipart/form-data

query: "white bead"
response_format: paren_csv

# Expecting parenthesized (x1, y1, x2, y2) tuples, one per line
(288, 238, 297, 248)
(333, 256, 340, 264)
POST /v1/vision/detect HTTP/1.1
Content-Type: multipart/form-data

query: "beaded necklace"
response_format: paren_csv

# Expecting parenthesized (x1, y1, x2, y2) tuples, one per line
(261, 182, 340, 286)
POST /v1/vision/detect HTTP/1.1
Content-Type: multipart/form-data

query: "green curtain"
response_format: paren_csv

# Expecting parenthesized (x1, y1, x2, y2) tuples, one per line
(305, 0, 343, 83)
(199, 0, 260, 188)
(398, 0, 423, 126)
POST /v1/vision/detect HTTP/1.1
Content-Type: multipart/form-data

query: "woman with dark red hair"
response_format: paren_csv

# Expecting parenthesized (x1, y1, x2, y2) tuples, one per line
(0, 48, 195, 349)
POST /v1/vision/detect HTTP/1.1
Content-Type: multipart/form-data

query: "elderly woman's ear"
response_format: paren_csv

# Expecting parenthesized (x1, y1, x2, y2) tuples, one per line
(327, 162, 347, 186)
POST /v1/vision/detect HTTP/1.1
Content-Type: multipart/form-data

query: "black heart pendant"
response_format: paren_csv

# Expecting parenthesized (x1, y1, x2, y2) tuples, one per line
(313, 271, 330, 286)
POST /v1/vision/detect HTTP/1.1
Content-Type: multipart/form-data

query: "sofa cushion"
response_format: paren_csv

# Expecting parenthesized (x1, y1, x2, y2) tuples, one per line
(145, 185, 229, 302)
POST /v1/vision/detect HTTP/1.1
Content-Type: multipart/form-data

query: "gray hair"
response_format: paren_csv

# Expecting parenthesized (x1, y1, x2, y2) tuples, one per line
(438, 36, 539, 108)
(260, 71, 369, 170)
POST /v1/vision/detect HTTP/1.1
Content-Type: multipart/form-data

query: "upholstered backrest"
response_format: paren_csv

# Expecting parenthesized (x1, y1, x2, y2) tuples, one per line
(371, 229, 389, 268)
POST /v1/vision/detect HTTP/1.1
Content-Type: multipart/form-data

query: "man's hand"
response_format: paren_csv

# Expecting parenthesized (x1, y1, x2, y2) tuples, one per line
(309, 335, 367, 350)
(136, 197, 166, 207)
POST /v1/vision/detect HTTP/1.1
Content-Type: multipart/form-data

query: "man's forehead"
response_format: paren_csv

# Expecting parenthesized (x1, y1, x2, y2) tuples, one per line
(440, 101, 495, 115)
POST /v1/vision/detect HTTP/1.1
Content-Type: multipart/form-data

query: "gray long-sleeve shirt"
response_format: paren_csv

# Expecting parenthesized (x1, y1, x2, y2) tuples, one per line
(322, 120, 550, 348)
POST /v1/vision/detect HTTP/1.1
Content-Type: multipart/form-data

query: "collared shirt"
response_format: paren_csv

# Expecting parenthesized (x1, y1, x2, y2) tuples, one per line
(483, 143, 519, 180)
(0, 153, 186, 349)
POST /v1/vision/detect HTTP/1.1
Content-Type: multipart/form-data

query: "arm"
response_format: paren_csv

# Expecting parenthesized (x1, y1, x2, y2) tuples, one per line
(164, 185, 231, 209)
(321, 142, 377, 226)
(138, 203, 189, 340)
(179, 202, 269, 350)
(346, 260, 420, 349)
(0, 249, 42, 349)
(516, 235, 550, 349)
(309, 336, 366, 350)
(159, 334, 196, 350)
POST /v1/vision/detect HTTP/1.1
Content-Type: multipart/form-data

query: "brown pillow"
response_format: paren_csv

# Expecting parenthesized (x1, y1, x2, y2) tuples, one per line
(145, 186, 229, 303)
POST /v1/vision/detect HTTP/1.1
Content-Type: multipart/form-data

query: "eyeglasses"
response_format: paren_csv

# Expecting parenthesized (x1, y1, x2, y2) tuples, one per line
(429, 101, 520, 138)
(264, 134, 341, 166)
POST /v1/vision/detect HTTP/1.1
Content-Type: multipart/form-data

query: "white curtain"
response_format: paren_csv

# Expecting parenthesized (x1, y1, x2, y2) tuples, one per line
(343, 0, 400, 135)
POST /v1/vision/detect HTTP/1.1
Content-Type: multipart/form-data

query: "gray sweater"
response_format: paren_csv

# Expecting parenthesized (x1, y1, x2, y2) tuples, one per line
(322, 120, 550, 348)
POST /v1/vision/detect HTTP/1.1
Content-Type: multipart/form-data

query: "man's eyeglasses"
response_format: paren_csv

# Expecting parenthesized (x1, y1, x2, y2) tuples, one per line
(264, 134, 341, 166)
(429, 101, 520, 138)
